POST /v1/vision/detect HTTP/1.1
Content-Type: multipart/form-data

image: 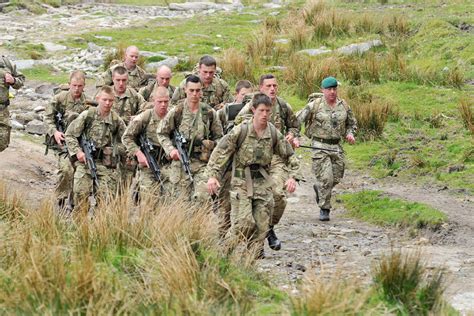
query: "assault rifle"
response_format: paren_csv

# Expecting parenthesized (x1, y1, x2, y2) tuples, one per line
(80, 135, 99, 216)
(173, 131, 193, 182)
(139, 133, 164, 190)
(298, 145, 340, 152)
(44, 112, 68, 155)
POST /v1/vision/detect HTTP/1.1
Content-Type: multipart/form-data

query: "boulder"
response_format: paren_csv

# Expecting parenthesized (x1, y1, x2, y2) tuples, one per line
(14, 112, 36, 125)
(336, 39, 383, 55)
(34, 105, 46, 113)
(94, 35, 113, 41)
(35, 83, 54, 96)
(169, 2, 217, 11)
(87, 42, 102, 53)
(15, 60, 36, 70)
(26, 119, 47, 135)
(42, 42, 67, 52)
(298, 47, 332, 56)
(146, 57, 179, 71)
(10, 120, 25, 130)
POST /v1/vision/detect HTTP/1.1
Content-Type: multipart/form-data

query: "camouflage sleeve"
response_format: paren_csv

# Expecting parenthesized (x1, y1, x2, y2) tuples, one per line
(285, 103, 301, 137)
(234, 102, 253, 126)
(210, 108, 223, 142)
(5, 59, 25, 89)
(95, 68, 112, 89)
(135, 93, 147, 114)
(345, 103, 357, 136)
(156, 108, 177, 155)
(122, 114, 145, 155)
(115, 116, 128, 157)
(138, 82, 152, 101)
(296, 102, 313, 128)
(216, 107, 226, 130)
(44, 94, 60, 136)
(207, 124, 240, 179)
(274, 128, 299, 179)
(170, 80, 186, 105)
(65, 110, 89, 157)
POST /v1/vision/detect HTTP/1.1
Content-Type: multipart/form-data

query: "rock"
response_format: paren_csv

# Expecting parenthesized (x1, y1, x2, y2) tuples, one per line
(25, 119, 46, 135)
(213, 46, 221, 51)
(274, 38, 289, 44)
(14, 112, 36, 125)
(299, 48, 332, 56)
(10, 120, 24, 130)
(263, 3, 282, 8)
(35, 84, 54, 96)
(94, 35, 113, 41)
(87, 42, 102, 53)
(146, 56, 179, 71)
(33, 106, 45, 113)
(363, 250, 371, 256)
(169, 2, 218, 11)
(294, 264, 306, 272)
(0, 35, 15, 41)
(88, 58, 104, 67)
(15, 60, 36, 70)
(42, 42, 67, 52)
(448, 164, 465, 173)
(336, 39, 383, 55)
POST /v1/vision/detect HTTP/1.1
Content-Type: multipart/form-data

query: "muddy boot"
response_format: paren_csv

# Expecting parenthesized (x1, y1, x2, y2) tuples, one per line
(267, 225, 282, 251)
(319, 208, 330, 221)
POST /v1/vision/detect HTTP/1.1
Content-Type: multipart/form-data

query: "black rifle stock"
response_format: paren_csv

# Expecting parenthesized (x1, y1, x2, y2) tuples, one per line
(80, 136, 99, 189)
(45, 112, 68, 155)
(173, 131, 193, 182)
(139, 133, 164, 189)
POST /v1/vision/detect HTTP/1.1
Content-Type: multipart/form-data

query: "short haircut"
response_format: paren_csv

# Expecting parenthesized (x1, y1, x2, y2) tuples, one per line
(235, 80, 252, 93)
(186, 74, 202, 86)
(112, 65, 128, 77)
(199, 55, 217, 67)
(259, 74, 276, 86)
(153, 86, 169, 99)
(251, 92, 272, 109)
(97, 85, 114, 96)
(69, 70, 85, 83)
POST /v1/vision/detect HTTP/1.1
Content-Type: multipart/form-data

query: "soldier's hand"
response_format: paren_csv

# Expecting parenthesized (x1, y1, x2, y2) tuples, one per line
(346, 133, 355, 145)
(285, 178, 296, 193)
(207, 177, 221, 195)
(170, 148, 180, 161)
(54, 131, 65, 145)
(291, 137, 300, 148)
(285, 133, 294, 143)
(4, 73, 15, 85)
(135, 150, 149, 168)
(77, 151, 86, 163)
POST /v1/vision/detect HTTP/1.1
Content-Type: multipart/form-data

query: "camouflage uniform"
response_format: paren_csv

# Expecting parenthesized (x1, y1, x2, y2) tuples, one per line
(65, 107, 126, 206)
(157, 100, 223, 202)
(235, 97, 300, 226)
(0, 56, 25, 152)
(297, 97, 357, 210)
(44, 91, 89, 205)
(139, 81, 175, 101)
(171, 77, 233, 110)
(207, 120, 296, 249)
(113, 87, 146, 126)
(122, 108, 173, 198)
(96, 62, 147, 91)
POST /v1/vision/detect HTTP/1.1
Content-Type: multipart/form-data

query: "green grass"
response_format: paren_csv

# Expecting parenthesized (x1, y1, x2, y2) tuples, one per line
(340, 190, 447, 228)
(21, 66, 70, 84)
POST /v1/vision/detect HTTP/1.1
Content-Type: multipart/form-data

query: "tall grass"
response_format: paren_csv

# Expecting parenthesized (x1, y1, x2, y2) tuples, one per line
(220, 48, 255, 83)
(458, 97, 474, 134)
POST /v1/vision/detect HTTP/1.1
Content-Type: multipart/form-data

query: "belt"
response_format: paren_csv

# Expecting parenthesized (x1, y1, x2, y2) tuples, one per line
(313, 137, 340, 145)
(234, 168, 264, 179)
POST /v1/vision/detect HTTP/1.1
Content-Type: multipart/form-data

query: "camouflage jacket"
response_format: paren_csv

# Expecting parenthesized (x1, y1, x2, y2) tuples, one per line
(297, 97, 357, 141)
(171, 77, 233, 109)
(235, 96, 300, 137)
(113, 87, 146, 125)
(65, 107, 126, 159)
(157, 100, 223, 157)
(122, 108, 166, 157)
(207, 120, 297, 180)
(96, 61, 147, 91)
(44, 91, 89, 136)
(0, 56, 25, 104)
(138, 80, 175, 101)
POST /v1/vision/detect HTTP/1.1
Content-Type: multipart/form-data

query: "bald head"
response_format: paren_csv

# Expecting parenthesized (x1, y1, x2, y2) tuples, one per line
(153, 86, 170, 118)
(124, 46, 139, 70)
(156, 65, 172, 88)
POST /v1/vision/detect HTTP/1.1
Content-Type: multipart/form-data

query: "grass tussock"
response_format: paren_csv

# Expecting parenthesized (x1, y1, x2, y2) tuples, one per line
(458, 97, 474, 134)
(220, 48, 255, 83)
(373, 250, 446, 315)
(245, 28, 276, 66)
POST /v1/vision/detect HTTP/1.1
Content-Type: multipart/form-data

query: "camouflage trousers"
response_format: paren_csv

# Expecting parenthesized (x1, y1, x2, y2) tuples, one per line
(229, 177, 273, 249)
(312, 148, 345, 210)
(269, 156, 288, 226)
(73, 162, 119, 208)
(55, 153, 75, 201)
(0, 107, 11, 152)
(135, 162, 175, 200)
(169, 159, 210, 204)
(217, 168, 232, 235)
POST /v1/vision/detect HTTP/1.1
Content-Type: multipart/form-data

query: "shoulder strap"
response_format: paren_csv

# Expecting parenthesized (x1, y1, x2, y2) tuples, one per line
(278, 98, 288, 121)
(269, 123, 278, 150)
(237, 121, 249, 148)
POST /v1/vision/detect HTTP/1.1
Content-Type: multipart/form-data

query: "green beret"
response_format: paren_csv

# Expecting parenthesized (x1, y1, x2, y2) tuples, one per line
(321, 76, 338, 89)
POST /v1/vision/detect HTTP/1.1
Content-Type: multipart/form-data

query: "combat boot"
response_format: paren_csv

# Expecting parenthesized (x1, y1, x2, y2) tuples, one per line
(267, 225, 282, 251)
(319, 208, 330, 221)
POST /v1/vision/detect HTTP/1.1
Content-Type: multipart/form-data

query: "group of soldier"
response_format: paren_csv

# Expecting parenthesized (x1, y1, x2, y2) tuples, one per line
(0, 46, 357, 258)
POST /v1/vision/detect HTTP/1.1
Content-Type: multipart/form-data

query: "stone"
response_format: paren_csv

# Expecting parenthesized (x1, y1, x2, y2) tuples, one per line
(34, 106, 46, 113)
(42, 42, 67, 52)
(14, 112, 36, 125)
(26, 119, 47, 135)
(336, 39, 383, 55)
(263, 3, 281, 9)
(10, 120, 25, 130)
(169, 2, 218, 11)
(146, 56, 179, 71)
(88, 58, 104, 67)
(0, 35, 15, 41)
(94, 35, 113, 41)
(35, 84, 54, 96)
(15, 60, 36, 70)
(87, 42, 102, 53)
(274, 38, 289, 44)
(448, 164, 465, 173)
(299, 48, 332, 56)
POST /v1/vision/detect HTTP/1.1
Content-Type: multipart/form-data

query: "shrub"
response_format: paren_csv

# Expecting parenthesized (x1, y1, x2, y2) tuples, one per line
(458, 97, 474, 134)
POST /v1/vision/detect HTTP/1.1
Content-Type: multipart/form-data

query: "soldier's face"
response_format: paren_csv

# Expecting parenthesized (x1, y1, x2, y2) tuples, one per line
(235, 87, 252, 103)
(185, 82, 202, 105)
(154, 95, 169, 118)
(96, 92, 114, 114)
(124, 48, 139, 69)
(252, 103, 272, 126)
(113, 73, 128, 94)
(156, 69, 172, 88)
(260, 78, 278, 101)
(69, 78, 85, 99)
(322, 87, 337, 103)
(198, 64, 216, 85)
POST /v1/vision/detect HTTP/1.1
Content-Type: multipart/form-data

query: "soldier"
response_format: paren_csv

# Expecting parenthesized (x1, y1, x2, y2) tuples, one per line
(0, 56, 25, 152)
(157, 75, 223, 202)
(139, 65, 175, 101)
(65, 86, 126, 209)
(207, 93, 297, 258)
(96, 45, 147, 91)
(122, 86, 173, 199)
(235, 74, 300, 251)
(171, 55, 232, 109)
(297, 76, 357, 221)
(215, 79, 253, 235)
(44, 70, 90, 211)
